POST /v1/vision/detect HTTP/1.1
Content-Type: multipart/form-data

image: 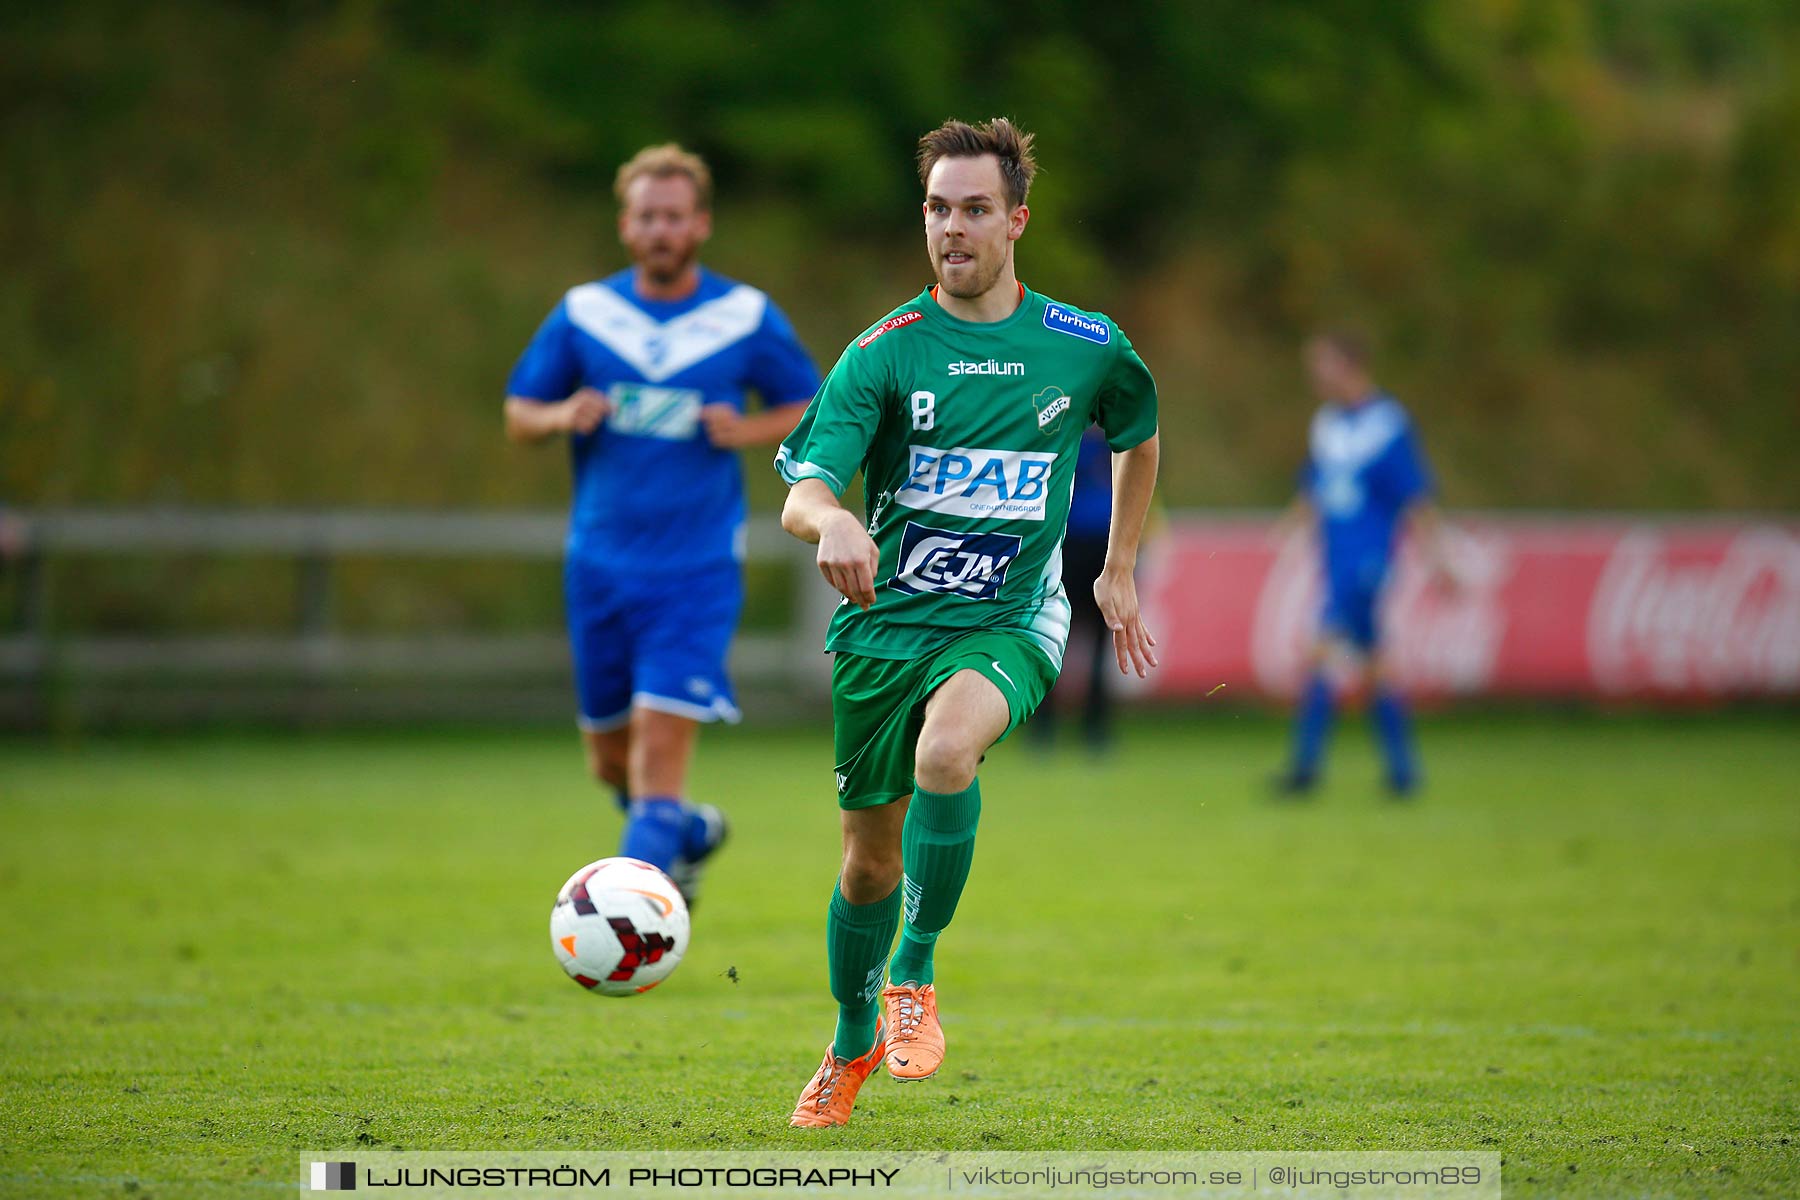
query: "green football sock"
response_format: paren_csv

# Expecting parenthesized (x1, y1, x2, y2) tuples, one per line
(827, 881, 901, 1061)
(889, 779, 982, 988)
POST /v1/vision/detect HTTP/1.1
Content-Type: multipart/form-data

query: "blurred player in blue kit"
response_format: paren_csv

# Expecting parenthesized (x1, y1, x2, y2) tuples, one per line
(1029, 424, 1120, 753)
(1273, 332, 1456, 798)
(504, 145, 821, 901)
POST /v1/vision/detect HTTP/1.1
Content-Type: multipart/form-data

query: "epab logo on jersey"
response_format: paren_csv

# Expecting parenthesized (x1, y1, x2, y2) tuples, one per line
(891, 522, 1022, 601)
(896, 445, 1059, 522)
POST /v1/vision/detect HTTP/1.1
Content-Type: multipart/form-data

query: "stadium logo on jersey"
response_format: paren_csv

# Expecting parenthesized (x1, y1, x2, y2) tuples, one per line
(891, 522, 1022, 600)
(1032, 386, 1073, 435)
(896, 445, 1059, 522)
(858, 310, 922, 348)
(948, 359, 1025, 377)
(1043, 304, 1110, 345)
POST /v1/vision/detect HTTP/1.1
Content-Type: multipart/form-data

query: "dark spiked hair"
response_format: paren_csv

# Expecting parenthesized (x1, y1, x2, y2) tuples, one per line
(917, 117, 1038, 209)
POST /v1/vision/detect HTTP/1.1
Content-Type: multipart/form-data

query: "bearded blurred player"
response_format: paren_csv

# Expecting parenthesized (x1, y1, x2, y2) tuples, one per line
(505, 145, 820, 903)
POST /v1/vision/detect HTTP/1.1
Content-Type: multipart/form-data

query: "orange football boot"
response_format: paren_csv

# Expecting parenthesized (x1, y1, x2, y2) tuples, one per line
(881, 983, 945, 1081)
(789, 1023, 884, 1128)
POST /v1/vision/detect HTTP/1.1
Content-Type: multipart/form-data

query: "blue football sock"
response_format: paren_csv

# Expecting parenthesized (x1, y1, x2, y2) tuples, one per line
(1372, 687, 1419, 789)
(1291, 672, 1336, 778)
(610, 786, 630, 815)
(619, 795, 686, 871)
(679, 803, 719, 860)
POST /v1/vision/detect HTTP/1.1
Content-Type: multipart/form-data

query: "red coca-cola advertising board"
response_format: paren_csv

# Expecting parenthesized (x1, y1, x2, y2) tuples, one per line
(1136, 517, 1800, 702)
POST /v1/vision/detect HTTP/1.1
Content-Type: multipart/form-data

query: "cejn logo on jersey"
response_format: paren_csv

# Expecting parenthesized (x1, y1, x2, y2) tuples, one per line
(1043, 304, 1110, 345)
(896, 445, 1059, 522)
(891, 521, 1022, 600)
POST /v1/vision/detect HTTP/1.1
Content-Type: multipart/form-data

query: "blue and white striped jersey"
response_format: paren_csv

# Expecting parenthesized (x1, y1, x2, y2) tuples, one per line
(509, 267, 819, 571)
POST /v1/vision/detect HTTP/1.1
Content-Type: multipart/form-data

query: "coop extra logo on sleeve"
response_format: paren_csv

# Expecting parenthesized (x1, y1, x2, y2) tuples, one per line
(890, 522, 1023, 600)
(894, 445, 1059, 522)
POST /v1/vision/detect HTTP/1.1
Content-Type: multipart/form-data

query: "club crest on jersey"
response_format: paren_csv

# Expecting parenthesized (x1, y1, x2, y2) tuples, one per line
(1032, 386, 1073, 435)
(896, 445, 1059, 522)
(1043, 304, 1110, 345)
(891, 522, 1022, 600)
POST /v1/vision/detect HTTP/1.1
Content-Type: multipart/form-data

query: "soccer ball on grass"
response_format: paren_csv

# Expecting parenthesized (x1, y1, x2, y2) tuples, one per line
(549, 857, 689, 996)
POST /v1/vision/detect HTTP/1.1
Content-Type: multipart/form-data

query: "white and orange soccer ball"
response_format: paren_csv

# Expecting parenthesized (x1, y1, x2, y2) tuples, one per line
(549, 857, 689, 996)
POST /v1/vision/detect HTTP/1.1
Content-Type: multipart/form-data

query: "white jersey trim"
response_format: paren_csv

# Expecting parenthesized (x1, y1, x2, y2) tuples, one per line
(576, 709, 632, 734)
(565, 282, 768, 384)
(774, 446, 846, 495)
(631, 689, 744, 725)
(1309, 397, 1407, 473)
(1023, 539, 1072, 669)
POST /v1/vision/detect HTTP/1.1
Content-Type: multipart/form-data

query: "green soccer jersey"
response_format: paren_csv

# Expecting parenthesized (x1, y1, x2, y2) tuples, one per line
(775, 284, 1158, 665)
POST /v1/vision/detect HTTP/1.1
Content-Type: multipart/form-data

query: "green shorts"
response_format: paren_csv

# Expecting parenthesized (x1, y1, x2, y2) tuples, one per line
(830, 629, 1060, 810)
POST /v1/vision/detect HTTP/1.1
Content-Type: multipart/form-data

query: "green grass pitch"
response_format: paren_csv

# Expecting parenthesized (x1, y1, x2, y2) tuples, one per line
(1, 712, 1795, 1198)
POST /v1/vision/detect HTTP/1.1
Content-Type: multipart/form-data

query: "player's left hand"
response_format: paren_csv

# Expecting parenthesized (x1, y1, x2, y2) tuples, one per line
(700, 404, 755, 448)
(1094, 566, 1159, 678)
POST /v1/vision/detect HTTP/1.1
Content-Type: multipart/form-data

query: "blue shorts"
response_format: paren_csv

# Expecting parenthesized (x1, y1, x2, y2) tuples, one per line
(1321, 571, 1388, 652)
(565, 557, 744, 732)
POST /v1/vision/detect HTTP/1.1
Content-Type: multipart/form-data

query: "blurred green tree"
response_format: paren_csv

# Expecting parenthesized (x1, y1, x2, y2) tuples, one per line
(2, 0, 1795, 517)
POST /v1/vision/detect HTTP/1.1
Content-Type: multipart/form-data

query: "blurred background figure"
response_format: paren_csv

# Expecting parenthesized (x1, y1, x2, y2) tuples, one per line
(502, 144, 820, 903)
(1031, 424, 1120, 754)
(5, 4, 1795, 733)
(0, 505, 25, 565)
(1272, 332, 1457, 799)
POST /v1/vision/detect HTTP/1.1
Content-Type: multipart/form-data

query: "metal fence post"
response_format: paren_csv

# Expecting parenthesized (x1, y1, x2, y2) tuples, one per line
(297, 551, 333, 638)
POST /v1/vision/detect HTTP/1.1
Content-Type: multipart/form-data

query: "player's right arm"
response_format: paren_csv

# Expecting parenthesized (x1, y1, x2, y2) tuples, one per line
(502, 295, 610, 444)
(773, 330, 893, 611)
(1270, 435, 1320, 548)
(781, 480, 879, 611)
(504, 391, 610, 443)
(1270, 493, 1316, 548)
